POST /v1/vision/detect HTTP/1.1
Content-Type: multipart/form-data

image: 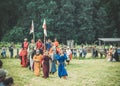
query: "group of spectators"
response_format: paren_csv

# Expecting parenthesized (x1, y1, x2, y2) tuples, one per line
(1, 42, 14, 58)
(70, 45, 119, 62)
(106, 46, 119, 61)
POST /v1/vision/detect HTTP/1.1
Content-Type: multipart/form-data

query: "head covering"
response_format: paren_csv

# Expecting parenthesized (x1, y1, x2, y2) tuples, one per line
(0, 69, 6, 77)
(67, 46, 69, 49)
(36, 50, 39, 54)
(24, 38, 27, 41)
(110, 45, 113, 48)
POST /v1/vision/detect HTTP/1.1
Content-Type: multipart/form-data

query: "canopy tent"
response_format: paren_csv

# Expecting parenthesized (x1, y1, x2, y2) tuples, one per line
(98, 38, 120, 46)
(98, 38, 120, 42)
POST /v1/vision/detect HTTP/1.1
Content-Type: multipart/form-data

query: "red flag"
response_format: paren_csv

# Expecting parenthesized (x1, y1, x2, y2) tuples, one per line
(42, 19, 47, 36)
(30, 20, 34, 34)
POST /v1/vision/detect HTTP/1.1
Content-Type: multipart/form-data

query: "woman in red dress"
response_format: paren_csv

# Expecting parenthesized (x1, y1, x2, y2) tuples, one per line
(19, 48, 28, 67)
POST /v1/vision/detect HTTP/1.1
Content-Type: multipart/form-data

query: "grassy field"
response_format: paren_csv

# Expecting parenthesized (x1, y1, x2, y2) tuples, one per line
(0, 57, 120, 86)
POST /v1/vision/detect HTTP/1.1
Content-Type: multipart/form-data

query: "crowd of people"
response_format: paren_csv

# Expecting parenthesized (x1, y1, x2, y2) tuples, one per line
(105, 46, 119, 62)
(1, 42, 15, 58)
(19, 38, 72, 79)
(0, 38, 119, 83)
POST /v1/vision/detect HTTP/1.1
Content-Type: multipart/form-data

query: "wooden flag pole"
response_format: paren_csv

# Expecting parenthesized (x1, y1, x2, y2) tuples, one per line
(33, 31, 35, 41)
(42, 18, 47, 53)
(44, 34, 46, 52)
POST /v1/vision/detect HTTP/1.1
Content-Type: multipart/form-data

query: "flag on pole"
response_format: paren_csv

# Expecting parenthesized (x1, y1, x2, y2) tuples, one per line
(30, 20, 34, 34)
(42, 19, 47, 36)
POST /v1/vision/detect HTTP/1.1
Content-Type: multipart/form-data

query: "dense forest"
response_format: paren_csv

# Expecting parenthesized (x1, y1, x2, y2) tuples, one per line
(0, 0, 120, 44)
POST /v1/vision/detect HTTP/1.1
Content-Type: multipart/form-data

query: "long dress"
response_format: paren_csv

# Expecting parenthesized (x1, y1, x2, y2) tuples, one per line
(49, 47, 57, 74)
(50, 54, 57, 74)
(55, 54, 68, 78)
(28, 43, 36, 71)
(19, 49, 28, 67)
(42, 55, 51, 78)
(33, 54, 43, 76)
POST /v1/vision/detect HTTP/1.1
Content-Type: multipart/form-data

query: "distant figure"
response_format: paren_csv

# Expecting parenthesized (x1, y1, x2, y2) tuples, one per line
(66, 47, 72, 65)
(1, 46, 6, 58)
(92, 46, 98, 58)
(80, 45, 87, 58)
(33, 50, 43, 76)
(73, 49, 77, 58)
(55, 49, 68, 79)
(42, 51, 51, 78)
(106, 46, 113, 61)
(113, 47, 119, 61)
(82, 47, 87, 58)
(9, 42, 14, 58)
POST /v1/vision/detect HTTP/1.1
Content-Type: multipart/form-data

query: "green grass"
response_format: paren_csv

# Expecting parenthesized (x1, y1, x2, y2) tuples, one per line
(1, 58, 120, 86)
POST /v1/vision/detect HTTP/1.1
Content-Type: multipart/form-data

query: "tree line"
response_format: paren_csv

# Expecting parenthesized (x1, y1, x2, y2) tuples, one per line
(0, 0, 120, 44)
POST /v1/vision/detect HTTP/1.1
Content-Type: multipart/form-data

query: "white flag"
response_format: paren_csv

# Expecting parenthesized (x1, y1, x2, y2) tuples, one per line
(30, 20, 34, 34)
(42, 19, 47, 36)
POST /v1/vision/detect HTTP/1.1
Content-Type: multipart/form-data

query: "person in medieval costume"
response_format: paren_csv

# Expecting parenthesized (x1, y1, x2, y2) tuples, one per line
(22, 38, 29, 49)
(42, 51, 52, 78)
(33, 50, 43, 76)
(49, 43, 57, 74)
(55, 49, 68, 79)
(36, 39, 44, 54)
(19, 48, 28, 67)
(28, 39, 36, 71)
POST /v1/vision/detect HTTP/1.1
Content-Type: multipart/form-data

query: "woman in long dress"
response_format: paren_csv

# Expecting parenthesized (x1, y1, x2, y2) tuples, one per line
(49, 43, 57, 74)
(55, 49, 68, 79)
(33, 50, 43, 76)
(19, 48, 28, 67)
(42, 51, 51, 78)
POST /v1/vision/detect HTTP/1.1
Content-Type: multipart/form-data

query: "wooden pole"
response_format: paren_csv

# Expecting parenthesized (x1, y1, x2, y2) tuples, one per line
(44, 34, 46, 52)
(33, 31, 35, 41)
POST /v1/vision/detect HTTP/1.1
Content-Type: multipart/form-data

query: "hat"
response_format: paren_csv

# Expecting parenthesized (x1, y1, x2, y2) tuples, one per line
(0, 69, 6, 77)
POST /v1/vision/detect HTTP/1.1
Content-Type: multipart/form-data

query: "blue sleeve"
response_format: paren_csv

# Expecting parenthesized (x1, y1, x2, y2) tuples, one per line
(64, 54, 67, 60)
(55, 54, 60, 60)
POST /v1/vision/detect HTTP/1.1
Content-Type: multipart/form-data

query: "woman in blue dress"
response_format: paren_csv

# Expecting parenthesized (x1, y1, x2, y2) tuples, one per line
(55, 49, 68, 79)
